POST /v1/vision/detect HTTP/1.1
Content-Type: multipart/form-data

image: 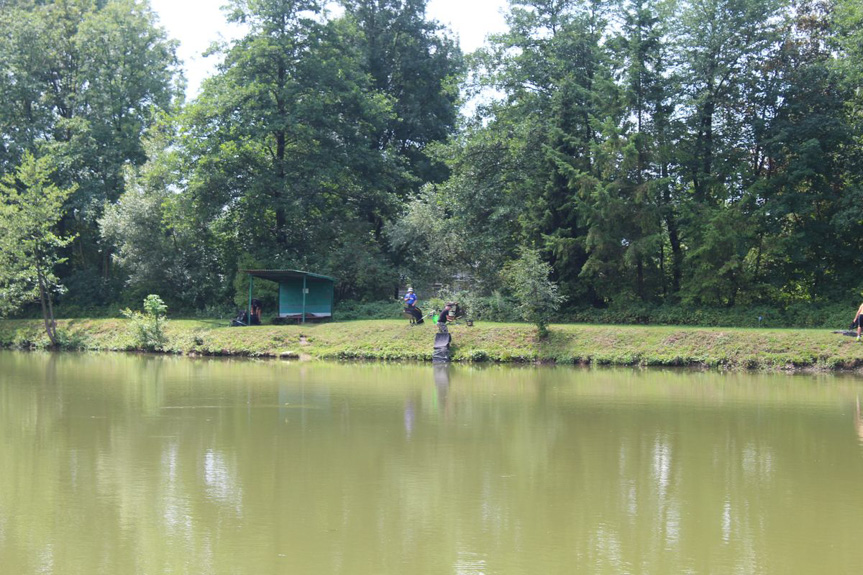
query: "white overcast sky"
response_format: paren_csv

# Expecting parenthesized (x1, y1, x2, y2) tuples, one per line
(149, 0, 508, 98)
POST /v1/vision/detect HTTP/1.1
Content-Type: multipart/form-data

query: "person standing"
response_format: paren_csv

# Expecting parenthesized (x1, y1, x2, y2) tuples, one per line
(437, 301, 454, 333)
(251, 298, 263, 325)
(854, 302, 863, 341)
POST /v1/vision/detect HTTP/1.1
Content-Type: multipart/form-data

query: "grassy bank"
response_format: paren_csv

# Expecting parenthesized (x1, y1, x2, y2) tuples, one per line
(1, 318, 862, 371)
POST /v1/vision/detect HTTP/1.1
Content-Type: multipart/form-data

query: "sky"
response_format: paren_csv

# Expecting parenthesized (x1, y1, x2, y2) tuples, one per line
(149, 0, 509, 98)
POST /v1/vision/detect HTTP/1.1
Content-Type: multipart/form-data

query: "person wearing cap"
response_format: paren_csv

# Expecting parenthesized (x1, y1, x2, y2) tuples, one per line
(404, 287, 417, 308)
(403, 287, 423, 324)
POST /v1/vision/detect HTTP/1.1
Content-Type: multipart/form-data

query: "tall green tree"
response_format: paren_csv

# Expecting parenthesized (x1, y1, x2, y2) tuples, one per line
(573, 0, 674, 303)
(674, 0, 780, 204)
(434, 0, 620, 303)
(0, 153, 76, 346)
(340, 0, 464, 187)
(0, 0, 181, 306)
(670, 0, 784, 305)
(752, 0, 857, 302)
(99, 125, 221, 308)
(334, 0, 465, 297)
(183, 0, 405, 299)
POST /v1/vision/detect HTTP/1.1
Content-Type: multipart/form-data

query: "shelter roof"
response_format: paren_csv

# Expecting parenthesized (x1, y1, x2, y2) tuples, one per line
(242, 269, 336, 282)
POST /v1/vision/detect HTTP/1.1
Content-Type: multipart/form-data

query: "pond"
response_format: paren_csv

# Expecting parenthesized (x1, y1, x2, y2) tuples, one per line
(2, 351, 863, 574)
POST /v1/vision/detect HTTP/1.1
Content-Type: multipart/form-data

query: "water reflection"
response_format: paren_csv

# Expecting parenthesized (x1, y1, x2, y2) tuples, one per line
(403, 397, 416, 438)
(433, 364, 450, 413)
(3, 354, 863, 574)
(203, 449, 242, 509)
(856, 396, 863, 444)
(455, 550, 487, 575)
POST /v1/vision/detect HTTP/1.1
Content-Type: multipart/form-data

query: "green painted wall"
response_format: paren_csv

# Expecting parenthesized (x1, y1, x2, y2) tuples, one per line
(278, 277, 333, 316)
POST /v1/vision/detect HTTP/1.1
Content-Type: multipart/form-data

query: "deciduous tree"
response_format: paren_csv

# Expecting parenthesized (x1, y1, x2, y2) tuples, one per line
(0, 153, 76, 346)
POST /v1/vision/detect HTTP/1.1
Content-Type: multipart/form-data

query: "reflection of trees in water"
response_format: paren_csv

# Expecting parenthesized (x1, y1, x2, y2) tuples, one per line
(203, 449, 243, 508)
(8, 355, 863, 573)
(45, 352, 58, 386)
(403, 398, 415, 437)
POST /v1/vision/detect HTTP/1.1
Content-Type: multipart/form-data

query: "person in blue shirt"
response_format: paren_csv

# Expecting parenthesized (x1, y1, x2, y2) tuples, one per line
(403, 287, 423, 324)
(404, 287, 417, 307)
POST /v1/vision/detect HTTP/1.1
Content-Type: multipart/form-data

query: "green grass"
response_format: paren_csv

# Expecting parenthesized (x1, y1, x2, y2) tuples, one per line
(2, 318, 862, 371)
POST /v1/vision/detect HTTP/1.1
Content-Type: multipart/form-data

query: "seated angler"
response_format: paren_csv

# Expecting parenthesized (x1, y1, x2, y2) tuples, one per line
(403, 287, 423, 324)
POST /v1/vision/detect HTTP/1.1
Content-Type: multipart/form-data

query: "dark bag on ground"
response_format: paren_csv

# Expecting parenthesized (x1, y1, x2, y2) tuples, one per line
(232, 310, 249, 326)
(405, 306, 424, 324)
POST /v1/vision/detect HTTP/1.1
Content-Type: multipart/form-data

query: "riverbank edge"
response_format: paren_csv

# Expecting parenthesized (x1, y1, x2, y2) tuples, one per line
(1, 318, 862, 372)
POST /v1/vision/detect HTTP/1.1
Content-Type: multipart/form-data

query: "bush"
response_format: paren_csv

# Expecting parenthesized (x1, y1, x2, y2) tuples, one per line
(560, 302, 852, 329)
(54, 329, 90, 350)
(51, 303, 125, 319)
(193, 303, 236, 320)
(460, 291, 521, 322)
(420, 285, 521, 323)
(503, 248, 565, 337)
(122, 294, 169, 351)
(335, 300, 404, 320)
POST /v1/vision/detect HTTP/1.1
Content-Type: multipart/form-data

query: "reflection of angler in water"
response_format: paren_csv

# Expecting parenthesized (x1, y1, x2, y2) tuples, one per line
(433, 364, 450, 411)
(853, 395, 863, 445)
(404, 398, 415, 438)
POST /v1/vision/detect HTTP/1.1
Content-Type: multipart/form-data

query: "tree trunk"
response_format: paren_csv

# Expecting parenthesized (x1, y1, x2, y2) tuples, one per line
(661, 174, 682, 298)
(36, 264, 58, 348)
(274, 42, 288, 247)
(694, 85, 715, 204)
(666, 218, 682, 298)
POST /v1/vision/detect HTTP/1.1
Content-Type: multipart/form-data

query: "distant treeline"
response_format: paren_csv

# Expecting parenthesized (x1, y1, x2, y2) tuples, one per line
(2, 0, 863, 321)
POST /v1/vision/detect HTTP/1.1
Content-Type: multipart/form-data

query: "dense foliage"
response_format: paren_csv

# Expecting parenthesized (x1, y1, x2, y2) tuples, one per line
(2, 0, 863, 325)
(0, 153, 76, 345)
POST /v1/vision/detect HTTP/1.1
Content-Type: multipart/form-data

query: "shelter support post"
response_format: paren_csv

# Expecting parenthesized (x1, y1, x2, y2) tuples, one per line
(248, 275, 253, 326)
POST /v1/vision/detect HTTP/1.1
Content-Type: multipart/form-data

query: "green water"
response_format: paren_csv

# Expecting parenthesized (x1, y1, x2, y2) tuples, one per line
(3, 352, 863, 574)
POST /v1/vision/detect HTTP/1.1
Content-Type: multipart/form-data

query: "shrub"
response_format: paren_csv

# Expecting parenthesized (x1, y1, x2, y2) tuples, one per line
(193, 303, 236, 320)
(334, 300, 404, 320)
(503, 248, 565, 337)
(54, 329, 90, 350)
(560, 302, 851, 328)
(122, 294, 169, 351)
(429, 289, 520, 322)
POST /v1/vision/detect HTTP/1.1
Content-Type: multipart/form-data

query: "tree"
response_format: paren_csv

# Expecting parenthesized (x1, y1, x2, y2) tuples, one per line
(503, 247, 565, 338)
(608, 0, 678, 300)
(340, 0, 464, 187)
(0, 153, 76, 347)
(99, 125, 221, 309)
(0, 0, 181, 306)
(182, 0, 407, 300)
(751, 0, 857, 302)
(385, 183, 475, 288)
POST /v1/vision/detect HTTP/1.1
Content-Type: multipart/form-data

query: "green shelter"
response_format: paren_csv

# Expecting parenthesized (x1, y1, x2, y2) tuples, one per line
(243, 269, 336, 323)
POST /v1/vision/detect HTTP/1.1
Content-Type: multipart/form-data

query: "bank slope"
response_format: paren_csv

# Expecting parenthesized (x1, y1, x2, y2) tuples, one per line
(0, 319, 861, 370)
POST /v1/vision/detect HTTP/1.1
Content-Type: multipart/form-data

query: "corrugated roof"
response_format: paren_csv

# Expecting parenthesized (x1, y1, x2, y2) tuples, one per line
(242, 269, 337, 282)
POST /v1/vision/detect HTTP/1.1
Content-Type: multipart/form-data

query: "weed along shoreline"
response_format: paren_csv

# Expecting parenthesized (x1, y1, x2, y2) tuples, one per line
(2, 318, 863, 372)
